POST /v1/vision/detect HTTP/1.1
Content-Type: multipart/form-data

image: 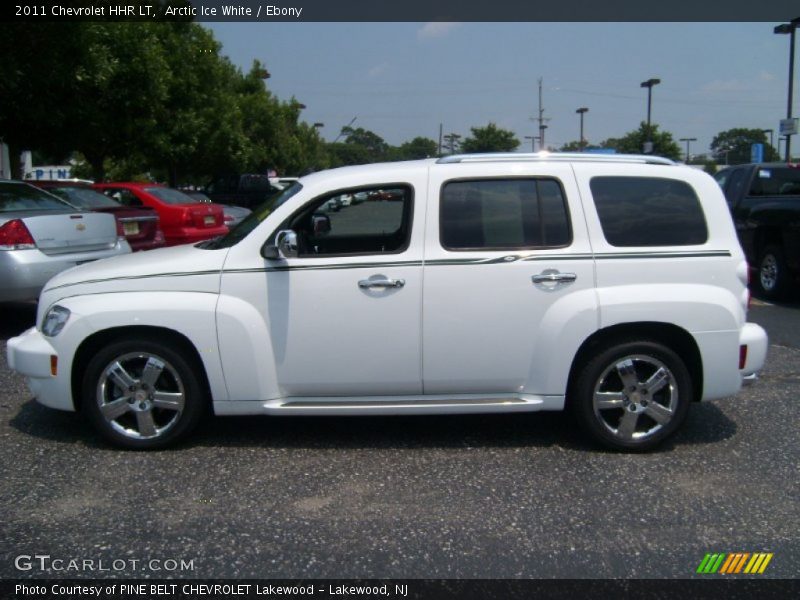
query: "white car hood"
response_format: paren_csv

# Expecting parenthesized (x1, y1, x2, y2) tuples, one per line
(40, 243, 229, 309)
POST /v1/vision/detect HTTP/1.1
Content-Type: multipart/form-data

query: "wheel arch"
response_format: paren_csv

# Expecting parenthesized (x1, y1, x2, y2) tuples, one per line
(566, 322, 703, 405)
(71, 325, 212, 412)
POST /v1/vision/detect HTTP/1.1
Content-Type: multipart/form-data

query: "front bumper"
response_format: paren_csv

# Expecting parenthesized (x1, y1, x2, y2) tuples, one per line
(6, 327, 74, 411)
(740, 322, 768, 384)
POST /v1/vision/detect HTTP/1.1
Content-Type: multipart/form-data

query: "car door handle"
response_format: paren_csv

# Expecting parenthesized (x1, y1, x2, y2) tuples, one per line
(358, 278, 405, 289)
(532, 271, 577, 284)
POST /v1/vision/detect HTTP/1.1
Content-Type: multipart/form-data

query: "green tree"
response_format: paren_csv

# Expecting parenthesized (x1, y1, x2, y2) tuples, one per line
(560, 141, 586, 152)
(394, 136, 438, 160)
(601, 122, 682, 160)
(0, 22, 171, 180)
(460, 123, 519, 153)
(710, 128, 780, 165)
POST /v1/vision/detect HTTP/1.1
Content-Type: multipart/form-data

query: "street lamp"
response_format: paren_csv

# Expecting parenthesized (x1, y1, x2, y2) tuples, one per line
(679, 137, 697, 162)
(313, 122, 324, 129)
(640, 78, 661, 154)
(774, 18, 799, 161)
(576, 107, 589, 150)
(524, 136, 536, 152)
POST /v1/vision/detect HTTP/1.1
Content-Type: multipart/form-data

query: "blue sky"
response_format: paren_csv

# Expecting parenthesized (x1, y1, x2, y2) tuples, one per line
(206, 22, 797, 159)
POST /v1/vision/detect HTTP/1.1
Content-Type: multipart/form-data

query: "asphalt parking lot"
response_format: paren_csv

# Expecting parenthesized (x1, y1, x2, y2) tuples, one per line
(0, 297, 798, 580)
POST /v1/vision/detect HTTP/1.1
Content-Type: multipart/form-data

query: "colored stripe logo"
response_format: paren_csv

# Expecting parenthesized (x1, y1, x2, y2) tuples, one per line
(696, 552, 773, 574)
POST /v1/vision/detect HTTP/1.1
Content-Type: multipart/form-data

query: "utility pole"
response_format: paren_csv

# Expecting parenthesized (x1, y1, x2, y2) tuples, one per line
(438, 123, 443, 156)
(536, 78, 550, 150)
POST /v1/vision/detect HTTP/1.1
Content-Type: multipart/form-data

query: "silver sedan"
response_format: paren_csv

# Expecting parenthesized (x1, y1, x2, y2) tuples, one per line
(0, 180, 131, 303)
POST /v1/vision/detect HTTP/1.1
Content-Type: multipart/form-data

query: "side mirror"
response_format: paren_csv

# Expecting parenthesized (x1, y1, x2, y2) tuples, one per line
(311, 213, 331, 235)
(262, 229, 298, 260)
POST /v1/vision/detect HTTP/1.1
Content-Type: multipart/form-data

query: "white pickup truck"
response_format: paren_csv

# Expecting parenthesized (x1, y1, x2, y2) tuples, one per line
(7, 153, 768, 451)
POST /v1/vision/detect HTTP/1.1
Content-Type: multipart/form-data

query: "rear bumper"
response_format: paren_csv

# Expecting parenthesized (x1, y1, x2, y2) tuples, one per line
(740, 322, 768, 381)
(128, 235, 167, 252)
(0, 241, 130, 303)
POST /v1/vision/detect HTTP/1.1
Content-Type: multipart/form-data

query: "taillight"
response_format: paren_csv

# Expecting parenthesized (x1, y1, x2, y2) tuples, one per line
(739, 345, 748, 370)
(0, 219, 36, 250)
(182, 209, 193, 226)
(115, 220, 125, 237)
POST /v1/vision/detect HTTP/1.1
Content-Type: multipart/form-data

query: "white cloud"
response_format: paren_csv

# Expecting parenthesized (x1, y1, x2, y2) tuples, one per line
(700, 79, 751, 94)
(417, 22, 461, 40)
(367, 63, 388, 78)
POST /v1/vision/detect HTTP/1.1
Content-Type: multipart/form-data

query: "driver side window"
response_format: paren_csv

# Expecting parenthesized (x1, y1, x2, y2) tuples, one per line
(283, 185, 413, 257)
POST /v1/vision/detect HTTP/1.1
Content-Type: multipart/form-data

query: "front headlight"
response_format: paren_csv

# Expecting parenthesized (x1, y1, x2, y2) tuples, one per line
(42, 305, 71, 337)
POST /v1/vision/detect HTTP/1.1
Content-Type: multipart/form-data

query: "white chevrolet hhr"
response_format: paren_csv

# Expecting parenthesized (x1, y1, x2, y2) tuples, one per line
(7, 153, 768, 451)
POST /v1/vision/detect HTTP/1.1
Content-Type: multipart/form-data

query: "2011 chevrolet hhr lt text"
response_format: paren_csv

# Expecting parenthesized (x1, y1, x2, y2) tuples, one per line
(7, 153, 768, 451)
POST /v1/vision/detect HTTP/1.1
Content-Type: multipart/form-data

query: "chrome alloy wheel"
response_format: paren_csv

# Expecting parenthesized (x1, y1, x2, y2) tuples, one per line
(592, 355, 678, 442)
(96, 352, 186, 440)
(759, 253, 778, 292)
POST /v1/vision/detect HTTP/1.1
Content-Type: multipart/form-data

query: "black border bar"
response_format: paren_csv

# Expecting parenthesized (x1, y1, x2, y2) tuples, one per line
(2, 579, 799, 600)
(4, 0, 800, 22)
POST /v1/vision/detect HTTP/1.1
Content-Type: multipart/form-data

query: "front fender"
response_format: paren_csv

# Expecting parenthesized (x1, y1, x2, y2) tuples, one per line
(53, 292, 227, 409)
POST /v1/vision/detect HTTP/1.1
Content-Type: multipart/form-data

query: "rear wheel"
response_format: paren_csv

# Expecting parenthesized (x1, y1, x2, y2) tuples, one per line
(570, 340, 692, 452)
(757, 244, 789, 300)
(82, 337, 206, 449)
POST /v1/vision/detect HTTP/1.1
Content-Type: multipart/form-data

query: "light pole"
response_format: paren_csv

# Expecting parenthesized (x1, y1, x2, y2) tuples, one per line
(640, 78, 661, 153)
(774, 19, 799, 161)
(539, 125, 548, 151)
(762, 128, 774, 150)
(679, 137, 697, 163)
(576, 107, 589, 150)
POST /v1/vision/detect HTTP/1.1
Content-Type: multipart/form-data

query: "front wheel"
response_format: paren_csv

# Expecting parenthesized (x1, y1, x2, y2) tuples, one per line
(570, 340, 692, 452)
(82, 337, 207, 449)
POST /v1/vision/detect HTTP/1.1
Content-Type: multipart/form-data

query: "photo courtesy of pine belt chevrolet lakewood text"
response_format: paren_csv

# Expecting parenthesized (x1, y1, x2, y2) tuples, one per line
(6, 153, 768, 451)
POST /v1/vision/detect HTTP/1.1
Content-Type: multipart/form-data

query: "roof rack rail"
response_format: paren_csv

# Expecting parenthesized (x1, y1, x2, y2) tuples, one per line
(436, 152, 676, 166)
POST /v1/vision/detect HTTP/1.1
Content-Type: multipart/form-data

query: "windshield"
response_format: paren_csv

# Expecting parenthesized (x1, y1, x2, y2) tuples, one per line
(49, 186, 121, 209)
(200, 182, 302, 249)
(0, 182, 73, 212)
(144, 187, 199, 205)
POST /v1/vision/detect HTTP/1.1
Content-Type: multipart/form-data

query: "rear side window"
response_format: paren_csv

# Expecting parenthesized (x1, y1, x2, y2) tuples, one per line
(440, 178, 571, 250)
(749, 167, 800, 196)
(589, 177, 708, 247)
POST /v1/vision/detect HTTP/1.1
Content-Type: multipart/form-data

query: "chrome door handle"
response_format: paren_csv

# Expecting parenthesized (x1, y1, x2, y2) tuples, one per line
(358, 278, 405, 289)
(532, 271, 577, 284)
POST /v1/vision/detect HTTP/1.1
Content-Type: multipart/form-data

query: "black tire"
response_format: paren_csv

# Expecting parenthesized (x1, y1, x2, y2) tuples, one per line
(569, 340, 692, 452)
(757, 244, 789, 301)
(82, 337, 207, 449)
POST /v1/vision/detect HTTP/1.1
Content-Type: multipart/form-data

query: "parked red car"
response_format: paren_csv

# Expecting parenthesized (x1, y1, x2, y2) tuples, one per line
(29, 180, 166, 252)
(93, 183, 228, 246)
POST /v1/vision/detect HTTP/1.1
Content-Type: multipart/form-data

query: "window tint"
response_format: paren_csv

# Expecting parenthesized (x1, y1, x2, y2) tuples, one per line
(286, 185, 413, 256)
(590, 177, 708, 247)
(749, 167, 800, 196)
(440, 178, 571, 250)
(0, 182, 71, 212)
(725, 169, 747, 205)
(50, 187, 120, 209)
(144, 187, 196, 205)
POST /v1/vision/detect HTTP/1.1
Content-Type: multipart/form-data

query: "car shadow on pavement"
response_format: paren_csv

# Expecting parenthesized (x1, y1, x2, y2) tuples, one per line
(0, 302, 37, 339)
(9, 397, 737, 453)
